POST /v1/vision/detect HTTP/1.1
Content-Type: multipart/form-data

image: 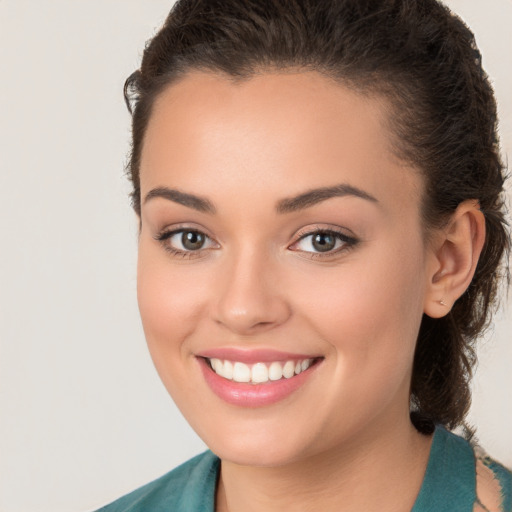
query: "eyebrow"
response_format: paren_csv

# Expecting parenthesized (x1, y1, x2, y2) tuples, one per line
(143, 182, 378, 215)
(276, 183, 378, 213)
(144, 187, 216, 214)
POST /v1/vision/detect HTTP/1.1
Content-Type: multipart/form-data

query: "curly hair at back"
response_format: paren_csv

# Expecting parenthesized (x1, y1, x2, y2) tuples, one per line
(124, 0, 510, 434)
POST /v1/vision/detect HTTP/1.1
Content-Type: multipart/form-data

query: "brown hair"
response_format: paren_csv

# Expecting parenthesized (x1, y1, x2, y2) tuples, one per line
(124, 0, 510, 433)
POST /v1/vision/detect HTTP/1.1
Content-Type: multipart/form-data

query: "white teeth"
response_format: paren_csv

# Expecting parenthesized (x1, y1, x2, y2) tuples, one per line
(283, 360, 295, 379)
(223, 360, 233, 380)
(301, 359, 311, 372)
(209, 358, 316, 384)
(268, 361, 283, 381)
(233, 362, 251, 383)
(251, 363, 269, 383)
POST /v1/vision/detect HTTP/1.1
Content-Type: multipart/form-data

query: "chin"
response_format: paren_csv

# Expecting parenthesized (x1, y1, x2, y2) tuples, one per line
(189, 411, 329, 468)
(210, 438, 308, 468)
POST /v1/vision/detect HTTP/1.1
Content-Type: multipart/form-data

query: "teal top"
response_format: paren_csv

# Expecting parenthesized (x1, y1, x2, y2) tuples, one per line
(96, 426, 511, 512)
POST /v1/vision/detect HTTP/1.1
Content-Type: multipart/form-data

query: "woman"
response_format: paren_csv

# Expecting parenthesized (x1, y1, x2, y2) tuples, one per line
(99, 0, 511, 510)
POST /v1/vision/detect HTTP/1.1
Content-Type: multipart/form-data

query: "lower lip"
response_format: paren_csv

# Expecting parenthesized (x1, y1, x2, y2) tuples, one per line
(197, 358, 321, 407)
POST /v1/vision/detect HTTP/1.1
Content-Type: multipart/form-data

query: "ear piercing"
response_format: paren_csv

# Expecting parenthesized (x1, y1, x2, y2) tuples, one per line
(439, 300, 447, 306)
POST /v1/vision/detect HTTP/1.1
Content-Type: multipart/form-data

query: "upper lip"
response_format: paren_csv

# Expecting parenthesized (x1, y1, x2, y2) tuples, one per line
(196, 347, 322, 364)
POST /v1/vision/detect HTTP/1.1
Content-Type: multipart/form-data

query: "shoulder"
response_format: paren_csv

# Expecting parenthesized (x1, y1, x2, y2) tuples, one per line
(413, 426, 511, 512)
(441, 427, 512, 512)
(473, 445, 512, 512)
(95, 450, 219, 512)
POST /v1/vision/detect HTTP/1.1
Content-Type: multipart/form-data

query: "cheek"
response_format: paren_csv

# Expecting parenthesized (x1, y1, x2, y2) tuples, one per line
(136, 244, 208, 356)
(291, 241, 426, 387)
(136, 245, 217, 412)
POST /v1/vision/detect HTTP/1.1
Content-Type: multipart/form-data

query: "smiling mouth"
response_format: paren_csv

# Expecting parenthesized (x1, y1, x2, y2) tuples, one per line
(204, 357, 321, 385)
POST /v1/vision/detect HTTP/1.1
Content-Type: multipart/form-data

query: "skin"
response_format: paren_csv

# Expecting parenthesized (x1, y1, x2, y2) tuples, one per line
(136, 71, 485, 511)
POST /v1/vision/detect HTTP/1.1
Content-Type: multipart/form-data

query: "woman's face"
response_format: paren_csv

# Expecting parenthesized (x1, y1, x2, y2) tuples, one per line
(137, 71, 436, 466)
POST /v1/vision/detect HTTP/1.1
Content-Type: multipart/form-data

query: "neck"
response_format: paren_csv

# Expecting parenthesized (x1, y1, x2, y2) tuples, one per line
(216, 414, 433, 512)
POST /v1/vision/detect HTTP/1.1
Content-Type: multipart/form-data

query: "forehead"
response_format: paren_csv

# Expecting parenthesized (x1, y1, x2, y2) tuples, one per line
(140, 70, 422, 212)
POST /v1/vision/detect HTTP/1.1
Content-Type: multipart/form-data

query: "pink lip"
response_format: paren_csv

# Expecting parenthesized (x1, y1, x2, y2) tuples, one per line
(197, 356, 322, 408)
(197, 347, 318, 364)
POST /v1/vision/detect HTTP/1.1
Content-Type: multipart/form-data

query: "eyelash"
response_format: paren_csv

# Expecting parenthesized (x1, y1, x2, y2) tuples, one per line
(154, 226, 359, 260)
(154, 227, 217, 259)
(290, 227, 359, 259)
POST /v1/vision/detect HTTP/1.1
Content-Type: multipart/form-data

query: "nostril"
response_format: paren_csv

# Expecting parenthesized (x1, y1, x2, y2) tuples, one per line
(213, 264, 292, 333)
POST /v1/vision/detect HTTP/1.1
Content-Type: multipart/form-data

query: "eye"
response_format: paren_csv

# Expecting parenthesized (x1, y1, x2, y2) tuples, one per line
(156, 228, 218, 255)
(174, 230, 207, 251)
(290, 228, 358, 256)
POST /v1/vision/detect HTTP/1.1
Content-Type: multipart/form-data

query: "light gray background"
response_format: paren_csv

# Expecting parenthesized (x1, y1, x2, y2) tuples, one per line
(0, 1, 510, 511)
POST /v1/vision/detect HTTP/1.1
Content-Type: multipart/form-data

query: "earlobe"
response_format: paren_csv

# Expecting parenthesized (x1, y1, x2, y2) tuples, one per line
(424, 200, 486, 319)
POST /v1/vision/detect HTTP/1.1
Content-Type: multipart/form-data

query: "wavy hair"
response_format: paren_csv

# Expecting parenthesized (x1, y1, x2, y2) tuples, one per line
(124, 0, 510, 433)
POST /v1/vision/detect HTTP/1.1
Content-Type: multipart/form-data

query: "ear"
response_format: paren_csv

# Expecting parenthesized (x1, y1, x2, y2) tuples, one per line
(423, 200, 486, 318)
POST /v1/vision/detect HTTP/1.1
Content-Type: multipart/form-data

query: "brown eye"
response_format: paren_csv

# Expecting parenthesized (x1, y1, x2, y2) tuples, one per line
(181, 231, 205, 250)
(290, 229, 358, 256)
(311, 232, 336, 252)
(156, 228, 217, 255)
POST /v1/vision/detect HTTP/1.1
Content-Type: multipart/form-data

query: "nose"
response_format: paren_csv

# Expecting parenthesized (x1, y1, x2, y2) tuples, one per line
(213, 249, 291, 335)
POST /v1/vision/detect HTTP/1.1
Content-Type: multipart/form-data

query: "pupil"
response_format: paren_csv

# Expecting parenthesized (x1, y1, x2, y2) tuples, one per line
(182, 231, 205, 250)
(312, 233, 335, 252)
